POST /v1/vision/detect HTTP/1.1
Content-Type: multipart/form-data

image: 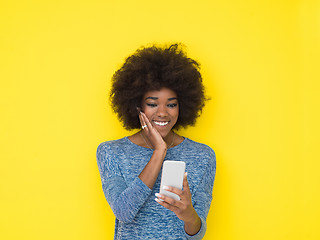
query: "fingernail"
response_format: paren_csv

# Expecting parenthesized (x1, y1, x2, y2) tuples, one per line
(163, 186, 169, 190)
(155, 198, 160, 202)
(185, 172, 188, 177)
(155, 193, 162, 198)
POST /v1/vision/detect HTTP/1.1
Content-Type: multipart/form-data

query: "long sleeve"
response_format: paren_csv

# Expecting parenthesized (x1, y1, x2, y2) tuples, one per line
(185, 148, 216, 240)
(96, 142, 153, 223)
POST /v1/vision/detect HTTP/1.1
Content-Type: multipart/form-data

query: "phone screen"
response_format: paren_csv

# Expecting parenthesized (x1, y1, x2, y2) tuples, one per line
(160, 160, 185, 200)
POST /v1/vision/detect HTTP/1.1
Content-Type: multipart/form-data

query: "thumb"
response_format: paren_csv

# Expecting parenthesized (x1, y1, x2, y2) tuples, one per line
(183, 172, 190, 191)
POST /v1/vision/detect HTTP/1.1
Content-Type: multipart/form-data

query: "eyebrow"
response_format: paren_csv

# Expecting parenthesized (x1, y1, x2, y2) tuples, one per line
(145, 97, 178, 101)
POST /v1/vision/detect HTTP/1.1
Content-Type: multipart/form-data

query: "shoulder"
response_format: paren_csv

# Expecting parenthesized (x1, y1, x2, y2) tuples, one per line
(96, 137, 129, 162)
(178, 138, 216, 192)
(96, 138, 130, 174)
(173, 137, 216, 171)
(183, 138, 216, 162)
(97, 137, 127, 152)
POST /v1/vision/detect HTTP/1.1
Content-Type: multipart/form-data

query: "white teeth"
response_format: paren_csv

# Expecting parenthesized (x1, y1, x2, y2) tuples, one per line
(154, 121, 169, 126)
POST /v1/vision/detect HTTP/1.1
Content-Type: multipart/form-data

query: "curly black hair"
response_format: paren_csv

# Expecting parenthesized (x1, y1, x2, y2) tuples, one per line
(109, 43, 208, 130)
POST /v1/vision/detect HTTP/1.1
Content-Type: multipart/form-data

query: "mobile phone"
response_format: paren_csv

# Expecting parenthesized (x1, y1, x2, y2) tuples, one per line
(160, 160, 186, 201)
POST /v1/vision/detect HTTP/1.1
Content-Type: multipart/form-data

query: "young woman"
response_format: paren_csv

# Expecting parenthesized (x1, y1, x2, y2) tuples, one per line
(96, 44, 216, 239)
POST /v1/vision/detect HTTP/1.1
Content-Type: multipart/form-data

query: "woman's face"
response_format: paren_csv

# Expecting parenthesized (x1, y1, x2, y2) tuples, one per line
(141, 87, 179, 138)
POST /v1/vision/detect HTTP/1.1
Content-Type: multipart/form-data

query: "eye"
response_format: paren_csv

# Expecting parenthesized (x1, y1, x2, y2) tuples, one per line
(146, 103, 157, 108)
(167, 103, 178, 108)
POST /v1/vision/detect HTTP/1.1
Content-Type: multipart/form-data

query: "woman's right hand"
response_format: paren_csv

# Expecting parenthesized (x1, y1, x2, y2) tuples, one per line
(139, 111, 167, 151)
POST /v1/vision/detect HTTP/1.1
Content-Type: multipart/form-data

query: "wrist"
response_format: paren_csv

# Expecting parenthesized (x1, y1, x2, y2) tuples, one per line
(153, 149, 167, 159)
(184, 212, 201, 236)
(154, 145, 167, 152)
(184, 210, 200, 225)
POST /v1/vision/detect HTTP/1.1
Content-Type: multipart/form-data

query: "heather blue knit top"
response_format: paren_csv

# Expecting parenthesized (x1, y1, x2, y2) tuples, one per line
(96, 136, 216, 240)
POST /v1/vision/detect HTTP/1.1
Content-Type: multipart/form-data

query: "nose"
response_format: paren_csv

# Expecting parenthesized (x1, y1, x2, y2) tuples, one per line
(156, 105, 168, 117)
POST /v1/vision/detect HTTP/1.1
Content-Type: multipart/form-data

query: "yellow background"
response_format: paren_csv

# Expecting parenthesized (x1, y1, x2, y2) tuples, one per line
(1, 0, 319, 239)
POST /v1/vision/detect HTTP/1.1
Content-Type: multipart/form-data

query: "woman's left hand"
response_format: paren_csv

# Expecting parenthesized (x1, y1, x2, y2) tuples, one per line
(155, 173, 199, 223)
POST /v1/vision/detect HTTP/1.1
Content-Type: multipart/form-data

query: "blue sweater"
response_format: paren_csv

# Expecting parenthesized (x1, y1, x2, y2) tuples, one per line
(96, 137, 216, 240)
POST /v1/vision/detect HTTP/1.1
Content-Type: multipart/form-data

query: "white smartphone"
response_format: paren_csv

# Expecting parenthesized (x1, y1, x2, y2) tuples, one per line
(160, 160, 186, 201)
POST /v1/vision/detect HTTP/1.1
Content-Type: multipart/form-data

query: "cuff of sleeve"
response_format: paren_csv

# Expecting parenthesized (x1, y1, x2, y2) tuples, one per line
(185, 216, 207, 240)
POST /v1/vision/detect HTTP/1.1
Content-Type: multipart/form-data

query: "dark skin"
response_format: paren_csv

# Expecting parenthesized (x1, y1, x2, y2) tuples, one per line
(128, 88, 201, 236)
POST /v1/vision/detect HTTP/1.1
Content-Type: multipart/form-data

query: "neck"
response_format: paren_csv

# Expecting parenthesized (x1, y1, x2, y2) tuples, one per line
(163, 131, 175, 147)
(140, 130, 175, 149)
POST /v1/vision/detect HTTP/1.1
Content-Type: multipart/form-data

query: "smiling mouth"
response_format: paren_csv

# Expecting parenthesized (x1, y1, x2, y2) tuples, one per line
(153, 121, 169, 126)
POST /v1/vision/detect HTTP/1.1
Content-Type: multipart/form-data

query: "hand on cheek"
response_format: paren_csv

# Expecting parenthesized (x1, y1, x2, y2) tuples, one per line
(138, 111, 167, 151)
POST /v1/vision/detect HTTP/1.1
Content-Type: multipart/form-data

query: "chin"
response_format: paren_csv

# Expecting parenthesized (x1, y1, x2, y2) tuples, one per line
(152, 122, 176, 138)
(154, 127, 170, 138)
(161, 130, 174, 139)
(159, 133, 168, 138)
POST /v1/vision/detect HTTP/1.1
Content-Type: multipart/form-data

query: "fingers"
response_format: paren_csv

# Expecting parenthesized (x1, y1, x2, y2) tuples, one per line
(155, 174, 195, 222)
(141, 112, 153, 130)
(155, 197, 179, 212)
(141, 112, 162, 139)
(155, 193, 181, 208)
(157, 173, 191, 204)
(158, 173, 190, 200)
(136, 107, 142, 114)
(138, 111, 144, 126)
(138, 110, 166, 150)
(163, 186, 183, 196)
(138, 111, 149, 133)
(183, 172, 190, 192)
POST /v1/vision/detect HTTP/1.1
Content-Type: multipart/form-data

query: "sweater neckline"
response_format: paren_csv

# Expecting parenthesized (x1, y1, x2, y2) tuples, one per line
(124, 136, 187, 151)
